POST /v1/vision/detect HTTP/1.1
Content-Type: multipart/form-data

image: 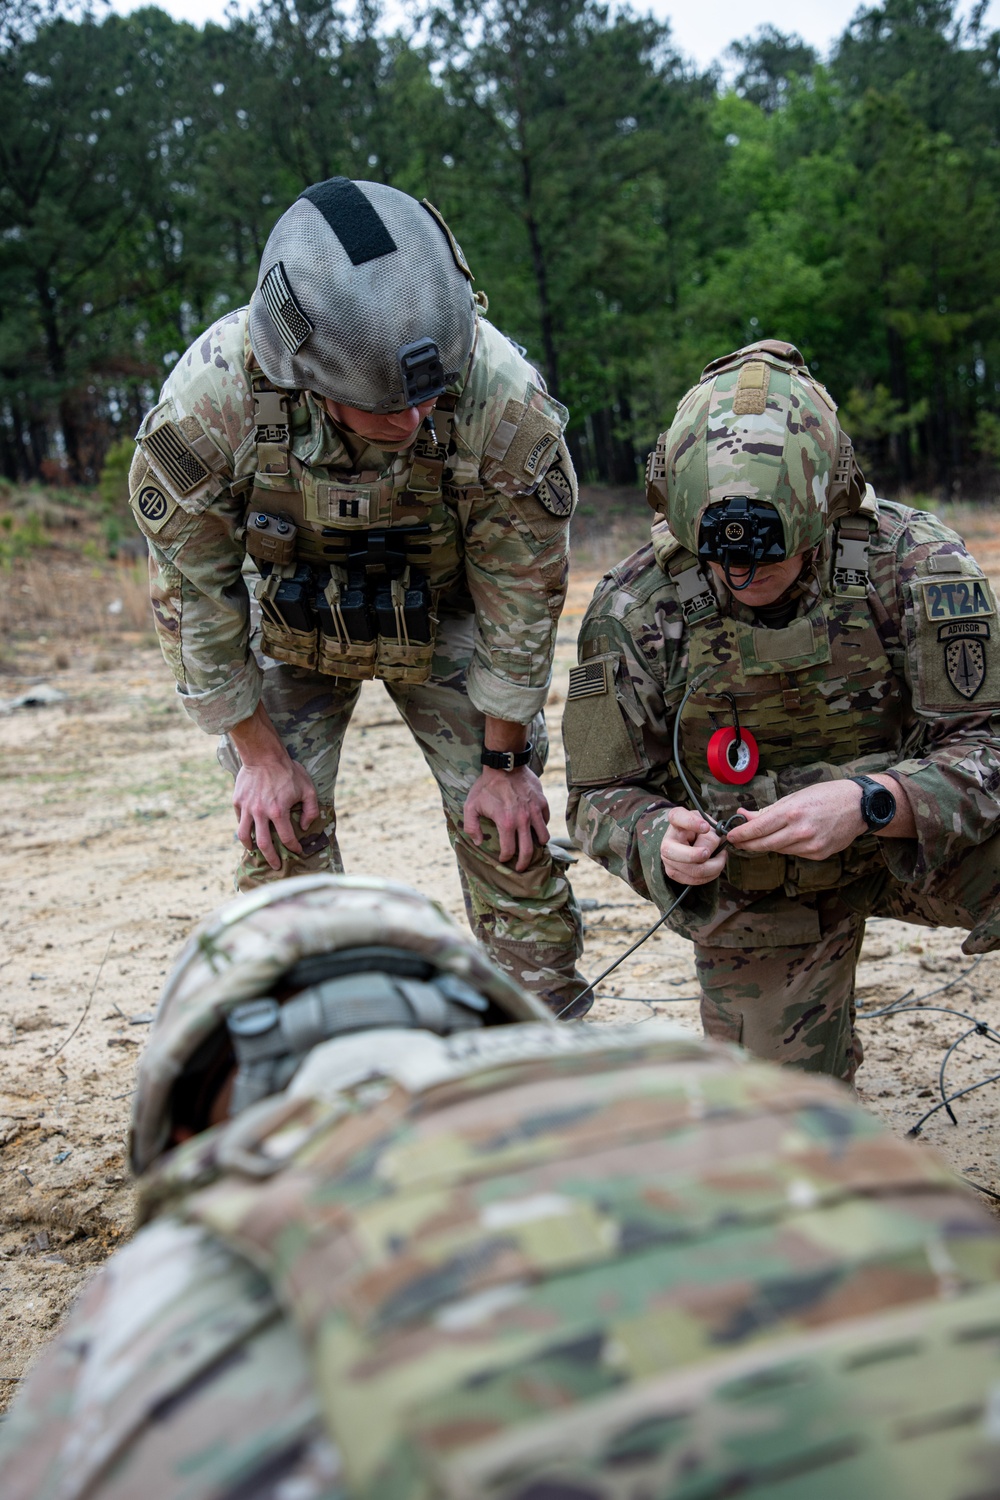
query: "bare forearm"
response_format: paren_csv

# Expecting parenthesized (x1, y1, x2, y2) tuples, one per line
(872, 773, 916, 839)
(484, 715, 529, 752)
(228, 701, 292, 769)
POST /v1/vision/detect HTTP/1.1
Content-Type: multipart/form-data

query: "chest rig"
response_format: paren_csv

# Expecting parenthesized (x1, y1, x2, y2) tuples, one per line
(668, 500, 904, 894)
(242, 360, 464, 685)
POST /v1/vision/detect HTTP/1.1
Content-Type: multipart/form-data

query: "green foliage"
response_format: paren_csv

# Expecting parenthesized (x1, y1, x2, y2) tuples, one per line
(99, 438, 136, 516)
(1, 0, 999, 493)
(0, 510, 46, 567)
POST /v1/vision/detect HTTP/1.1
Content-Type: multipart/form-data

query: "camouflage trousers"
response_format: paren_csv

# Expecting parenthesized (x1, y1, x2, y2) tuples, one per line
(218, 611, 585, 1015)
(678, 842, 1000, 1082)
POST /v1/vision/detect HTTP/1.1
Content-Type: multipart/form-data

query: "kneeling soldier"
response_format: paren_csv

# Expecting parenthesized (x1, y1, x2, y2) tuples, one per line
(565, 340, 1000, 1078)
(4, 875, 1000, 1497)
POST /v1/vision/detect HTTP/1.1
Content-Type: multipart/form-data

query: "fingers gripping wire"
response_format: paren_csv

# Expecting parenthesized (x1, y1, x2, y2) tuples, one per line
(556, 674, 744, 1020)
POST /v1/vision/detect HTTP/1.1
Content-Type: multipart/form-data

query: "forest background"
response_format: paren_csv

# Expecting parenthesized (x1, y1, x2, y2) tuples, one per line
(3, 0, 1000, 506)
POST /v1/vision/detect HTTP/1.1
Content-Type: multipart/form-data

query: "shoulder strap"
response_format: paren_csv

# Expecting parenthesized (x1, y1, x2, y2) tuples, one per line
(831, 489, 879, 598)
(652, 525, 719, 624)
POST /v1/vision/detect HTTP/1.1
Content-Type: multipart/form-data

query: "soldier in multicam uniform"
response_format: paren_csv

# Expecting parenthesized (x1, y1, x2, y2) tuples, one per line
(564, 339, 1000, 1078)
(5, 873, 1000, 1498)
(128, 176, 584, 1014)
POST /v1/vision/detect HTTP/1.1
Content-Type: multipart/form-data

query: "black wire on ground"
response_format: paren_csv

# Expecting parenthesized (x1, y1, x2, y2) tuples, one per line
(857, 954, 1000, 1137)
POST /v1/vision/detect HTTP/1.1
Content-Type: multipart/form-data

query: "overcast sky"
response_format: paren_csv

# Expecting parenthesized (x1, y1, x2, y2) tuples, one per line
(103, 0, 1000, 73)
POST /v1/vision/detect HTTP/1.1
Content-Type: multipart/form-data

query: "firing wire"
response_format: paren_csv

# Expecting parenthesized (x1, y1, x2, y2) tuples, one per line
(556, 674, 745, 1020)
(857, 954, 1000, 1137)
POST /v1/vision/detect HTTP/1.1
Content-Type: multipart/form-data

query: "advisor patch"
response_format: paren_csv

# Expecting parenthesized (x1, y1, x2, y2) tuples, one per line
(135, 484, 177, 534)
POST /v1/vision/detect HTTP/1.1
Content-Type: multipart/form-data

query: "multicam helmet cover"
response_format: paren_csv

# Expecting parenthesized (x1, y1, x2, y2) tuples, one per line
(129, 875, 550, 1174)
(248, 177, 477, 412)
(646, 340, 865, 560)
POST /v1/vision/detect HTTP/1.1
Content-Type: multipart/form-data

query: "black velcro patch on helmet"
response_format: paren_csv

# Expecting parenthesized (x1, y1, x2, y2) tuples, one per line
(260, 261, 313, 354)
(300, 177, 398, 266)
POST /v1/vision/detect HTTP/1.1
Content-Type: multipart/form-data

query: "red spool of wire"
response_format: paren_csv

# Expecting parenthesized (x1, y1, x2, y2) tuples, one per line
(706, 726, 759, 785)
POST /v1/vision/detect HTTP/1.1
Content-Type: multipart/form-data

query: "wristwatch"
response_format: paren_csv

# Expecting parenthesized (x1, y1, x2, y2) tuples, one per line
(848, 774, 897, 832)
(481, 742, 533, 772)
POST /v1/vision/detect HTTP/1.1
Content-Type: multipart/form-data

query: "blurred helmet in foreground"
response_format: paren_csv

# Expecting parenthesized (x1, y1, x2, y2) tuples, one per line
(129, 875, 548, 1173)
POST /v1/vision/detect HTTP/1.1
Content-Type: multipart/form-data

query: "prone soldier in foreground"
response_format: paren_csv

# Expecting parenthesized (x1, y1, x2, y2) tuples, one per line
(128, 176, 584, 1014)
(5, 874, 1000, 1497)
(565, 340, 1000, 1078)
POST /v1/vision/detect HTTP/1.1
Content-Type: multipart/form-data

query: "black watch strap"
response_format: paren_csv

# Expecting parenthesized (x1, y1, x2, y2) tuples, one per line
(481, 742, 533, 772)
(847, 774, 897, 832)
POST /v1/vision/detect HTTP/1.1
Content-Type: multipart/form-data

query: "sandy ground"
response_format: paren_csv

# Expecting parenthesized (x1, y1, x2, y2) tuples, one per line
(4, 506, 1000, 1406)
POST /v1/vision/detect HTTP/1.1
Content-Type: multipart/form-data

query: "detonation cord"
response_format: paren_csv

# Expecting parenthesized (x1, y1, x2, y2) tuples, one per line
(556, 674, 746, 1020)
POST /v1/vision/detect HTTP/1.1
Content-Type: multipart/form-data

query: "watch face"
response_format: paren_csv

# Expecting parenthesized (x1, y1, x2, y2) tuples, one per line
(866, 786, 896, 826)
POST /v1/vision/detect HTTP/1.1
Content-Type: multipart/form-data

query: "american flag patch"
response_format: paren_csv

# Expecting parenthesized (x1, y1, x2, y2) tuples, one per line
(568, 660, 609, 700)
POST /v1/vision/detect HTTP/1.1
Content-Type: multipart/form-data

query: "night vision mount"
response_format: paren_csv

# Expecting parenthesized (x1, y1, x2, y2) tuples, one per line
(698, 495, 786, 590)
(398, 338, 446, 407)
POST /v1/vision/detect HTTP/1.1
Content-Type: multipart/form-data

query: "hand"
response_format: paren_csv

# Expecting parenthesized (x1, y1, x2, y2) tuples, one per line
(232, 759, 320, 870)
(724, 781, 868, 860)
(660, 806, 725, 886)
(228, 701, 320, 870)
(464, 765, 550, 871)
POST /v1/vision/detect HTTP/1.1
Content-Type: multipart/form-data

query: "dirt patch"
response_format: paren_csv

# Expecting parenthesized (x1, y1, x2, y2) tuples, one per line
(3, 498, 1000, 1405)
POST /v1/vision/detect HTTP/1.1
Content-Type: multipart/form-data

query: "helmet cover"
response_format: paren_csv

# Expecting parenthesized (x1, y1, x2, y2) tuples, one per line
(248, 178, 477, 412)
(647, 340, 863, 560)
(129, 874, 550, 1174)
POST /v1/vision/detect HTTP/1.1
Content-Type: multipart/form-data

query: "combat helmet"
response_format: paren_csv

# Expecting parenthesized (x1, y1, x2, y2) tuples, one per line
(129, 874, 550, 1174)
(646, 340, 866, 588)
(248, 177, 478, 412)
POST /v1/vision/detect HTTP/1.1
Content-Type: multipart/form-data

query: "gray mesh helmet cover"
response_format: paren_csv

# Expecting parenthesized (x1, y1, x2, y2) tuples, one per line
(248, 179, 477, 411)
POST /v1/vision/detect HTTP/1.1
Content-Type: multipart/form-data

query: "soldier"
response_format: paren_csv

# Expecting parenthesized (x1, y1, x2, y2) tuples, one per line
(128, 175, 584, 1014)
(564, 340, 1000, 1078)
(4, 873, 1000, 1498)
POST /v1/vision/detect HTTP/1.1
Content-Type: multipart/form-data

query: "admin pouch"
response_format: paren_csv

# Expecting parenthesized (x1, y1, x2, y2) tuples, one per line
(562, 637, 646, 785)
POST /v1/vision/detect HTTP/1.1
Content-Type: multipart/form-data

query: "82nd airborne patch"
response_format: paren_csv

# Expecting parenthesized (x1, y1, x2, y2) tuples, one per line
(134, 484, 177, 534)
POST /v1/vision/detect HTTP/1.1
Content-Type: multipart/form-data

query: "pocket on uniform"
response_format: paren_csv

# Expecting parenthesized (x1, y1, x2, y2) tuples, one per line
(562, 652, 646, 786)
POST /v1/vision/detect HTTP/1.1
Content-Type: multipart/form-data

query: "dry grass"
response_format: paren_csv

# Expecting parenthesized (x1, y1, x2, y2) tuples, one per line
(0, 553, 152, 646)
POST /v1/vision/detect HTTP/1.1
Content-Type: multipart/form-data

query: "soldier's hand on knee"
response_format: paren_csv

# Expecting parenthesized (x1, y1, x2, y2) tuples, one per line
(233, 759, 320, 870)
(464, 767, 551, 872)
(661, 808, 725, 886)
(725, 782, 869, 860)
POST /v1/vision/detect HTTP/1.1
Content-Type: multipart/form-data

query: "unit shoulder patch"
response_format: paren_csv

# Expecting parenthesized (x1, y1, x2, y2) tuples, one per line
(944, 635, 986, 699)
(134, 483, 178, 534)
(535, 457, 576, 517)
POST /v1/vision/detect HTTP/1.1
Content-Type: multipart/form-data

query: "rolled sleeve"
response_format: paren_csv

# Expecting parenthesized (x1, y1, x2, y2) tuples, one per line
(466, 656, 552, 722)
(176, 653, 262, 736)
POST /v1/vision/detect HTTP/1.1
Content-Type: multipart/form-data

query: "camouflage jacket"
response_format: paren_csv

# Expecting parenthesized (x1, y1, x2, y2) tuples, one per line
(565, 500, 1000, 920)
(128, 310, 575, 734)
(5, 1018, 1000, 1499)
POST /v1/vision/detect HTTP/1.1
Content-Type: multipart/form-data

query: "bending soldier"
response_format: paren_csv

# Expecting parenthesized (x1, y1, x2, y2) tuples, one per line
(128, 176, 584, 1014)
(4, 875, 1000, 1497)
(564, 340, 1000, 1077)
